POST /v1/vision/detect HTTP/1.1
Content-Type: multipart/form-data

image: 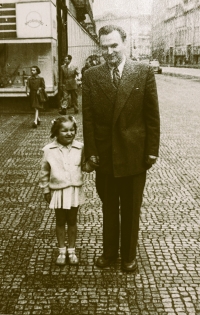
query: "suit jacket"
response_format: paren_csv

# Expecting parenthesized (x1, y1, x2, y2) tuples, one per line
(82, 59, 160, 177)
(60, 64, 78, 90)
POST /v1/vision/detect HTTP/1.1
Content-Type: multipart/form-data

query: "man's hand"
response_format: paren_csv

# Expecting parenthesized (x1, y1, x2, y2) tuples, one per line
(44, 193, 51, 204)
(146, 155, 157, 165)
(84, 161, 95, 173)
(88, 156, 100, 168)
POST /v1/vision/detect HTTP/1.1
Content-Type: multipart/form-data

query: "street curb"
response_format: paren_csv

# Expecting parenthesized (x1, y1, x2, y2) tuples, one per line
(162, 71, 200, 81)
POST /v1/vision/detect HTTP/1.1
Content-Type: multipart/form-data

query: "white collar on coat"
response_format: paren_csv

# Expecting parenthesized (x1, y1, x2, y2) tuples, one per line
(109, 55, 126, 78)
(45, 139, 83, 150)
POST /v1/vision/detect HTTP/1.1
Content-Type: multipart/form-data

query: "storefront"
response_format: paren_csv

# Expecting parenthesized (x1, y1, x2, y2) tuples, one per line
(0, 0, 58, 97)
(193, 46, 200, 64)
(174, 48, 185, 65)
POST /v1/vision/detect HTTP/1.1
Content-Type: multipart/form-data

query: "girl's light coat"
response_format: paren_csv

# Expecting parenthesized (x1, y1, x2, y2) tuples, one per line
(40, 140, 87, 194)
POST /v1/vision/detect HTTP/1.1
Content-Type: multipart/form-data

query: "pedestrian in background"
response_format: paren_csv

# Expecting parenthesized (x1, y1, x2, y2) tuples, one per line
(59, 55, 80, 115)
(82, 25, 160, 272)
(26, 66, 45, 128)
(39, 116, 93, 266)
(81, 55, 101, 81)
(81, 57, 92, 80)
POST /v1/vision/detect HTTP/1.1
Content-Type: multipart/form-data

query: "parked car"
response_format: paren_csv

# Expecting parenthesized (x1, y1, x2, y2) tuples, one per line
(140, 59, 150, 65)
(149, 60, 162, 74)
(131, 57, 139, 61)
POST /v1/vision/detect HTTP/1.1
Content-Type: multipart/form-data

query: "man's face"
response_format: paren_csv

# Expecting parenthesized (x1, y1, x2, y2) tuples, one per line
(100, 30, 126, 67)
(64, 57, 71, 65)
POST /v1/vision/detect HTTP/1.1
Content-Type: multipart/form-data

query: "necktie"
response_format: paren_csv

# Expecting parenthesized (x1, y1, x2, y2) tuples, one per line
(113, 67, 120, 88)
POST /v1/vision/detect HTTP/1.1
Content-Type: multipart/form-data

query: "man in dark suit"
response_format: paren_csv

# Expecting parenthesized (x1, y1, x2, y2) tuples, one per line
(59, 55, 79, 115)
(82, 25, 160, 272)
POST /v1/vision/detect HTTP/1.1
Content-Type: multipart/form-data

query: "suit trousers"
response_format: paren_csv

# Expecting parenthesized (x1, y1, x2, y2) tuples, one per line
(96, 170, 146, 262)
(61, 88, 78, 112)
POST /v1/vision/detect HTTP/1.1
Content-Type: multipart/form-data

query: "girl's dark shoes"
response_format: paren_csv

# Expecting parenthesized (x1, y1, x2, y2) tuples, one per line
(32, 120, 41, 128)
(32, 122, 37, 128)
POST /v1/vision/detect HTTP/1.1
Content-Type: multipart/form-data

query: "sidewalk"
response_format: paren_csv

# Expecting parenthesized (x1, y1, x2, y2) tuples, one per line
(161, 66, 200, 80)
(0, 83, 200, 315)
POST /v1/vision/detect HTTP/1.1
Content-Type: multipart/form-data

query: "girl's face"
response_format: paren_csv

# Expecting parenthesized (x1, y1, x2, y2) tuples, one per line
(57, 121, 76, 146)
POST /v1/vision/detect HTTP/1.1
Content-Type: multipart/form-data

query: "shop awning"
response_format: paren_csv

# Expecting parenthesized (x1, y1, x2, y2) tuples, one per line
(0, 38, 54, 44)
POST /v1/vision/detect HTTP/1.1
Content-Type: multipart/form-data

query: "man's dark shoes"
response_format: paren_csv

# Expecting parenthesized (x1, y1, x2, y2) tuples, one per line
(58, 108, 66, 115)
(121, 259, 137, 272)
(95, 254, 117, 268)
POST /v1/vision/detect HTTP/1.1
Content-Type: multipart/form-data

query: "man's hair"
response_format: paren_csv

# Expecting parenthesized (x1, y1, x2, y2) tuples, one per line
(99, 25, 127, 42)
(67, 55, 72, 61)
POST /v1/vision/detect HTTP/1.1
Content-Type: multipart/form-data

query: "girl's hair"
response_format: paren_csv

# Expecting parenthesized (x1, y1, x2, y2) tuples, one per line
(50, 115, 77, 138)
(31, 65, 41, 74)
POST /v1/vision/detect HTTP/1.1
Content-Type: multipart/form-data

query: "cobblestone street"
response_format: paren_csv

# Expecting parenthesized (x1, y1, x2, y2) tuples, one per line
(0, 75, 200, 315)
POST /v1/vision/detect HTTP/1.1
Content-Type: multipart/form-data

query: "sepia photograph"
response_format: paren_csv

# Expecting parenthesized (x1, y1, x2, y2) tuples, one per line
(0, 0, 199, 314)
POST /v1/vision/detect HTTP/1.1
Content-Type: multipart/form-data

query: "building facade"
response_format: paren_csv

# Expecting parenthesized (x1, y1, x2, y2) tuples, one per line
(66, 0, 99, 69)
(152, 0, 200, 66)
(138, 15, 152, 60)
(0, 0, 99, 97)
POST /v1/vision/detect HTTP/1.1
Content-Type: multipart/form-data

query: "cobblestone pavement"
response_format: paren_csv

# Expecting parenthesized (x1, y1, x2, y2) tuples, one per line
(0, 75, 200, 315)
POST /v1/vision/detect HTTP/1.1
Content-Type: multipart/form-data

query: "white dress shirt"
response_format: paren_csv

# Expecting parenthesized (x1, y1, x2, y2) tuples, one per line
(110, 55, 126, 79)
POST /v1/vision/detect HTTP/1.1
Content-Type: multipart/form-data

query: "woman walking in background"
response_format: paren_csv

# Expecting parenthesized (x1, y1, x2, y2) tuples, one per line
(27, 66, 45, 128)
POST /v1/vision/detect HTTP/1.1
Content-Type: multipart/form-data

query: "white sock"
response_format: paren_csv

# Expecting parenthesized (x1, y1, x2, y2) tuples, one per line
(59, 247, 66, 254)
(68, 248, 75, 254)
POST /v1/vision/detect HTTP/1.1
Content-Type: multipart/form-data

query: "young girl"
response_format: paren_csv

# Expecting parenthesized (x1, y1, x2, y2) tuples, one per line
(27, 66, 45, 128)
(39, 116, 93, 265)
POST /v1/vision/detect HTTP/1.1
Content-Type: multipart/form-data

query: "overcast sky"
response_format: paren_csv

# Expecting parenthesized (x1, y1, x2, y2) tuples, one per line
(93, 0, 153, 17)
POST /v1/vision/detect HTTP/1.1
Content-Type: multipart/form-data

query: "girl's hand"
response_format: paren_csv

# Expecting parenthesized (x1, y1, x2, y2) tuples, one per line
(44, 193, 51, 204)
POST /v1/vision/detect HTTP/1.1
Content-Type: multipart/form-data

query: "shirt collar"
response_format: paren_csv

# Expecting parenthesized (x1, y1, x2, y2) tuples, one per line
(117, 55, 126, 76)
(49, 139, 82, 149)
(56, 140, 71, 150)
(109, 55, 126, 78)
(65, 63, 71, 69)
